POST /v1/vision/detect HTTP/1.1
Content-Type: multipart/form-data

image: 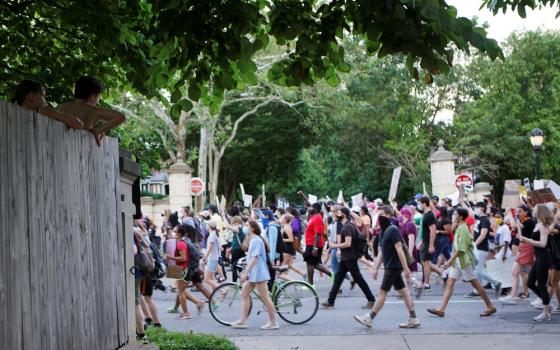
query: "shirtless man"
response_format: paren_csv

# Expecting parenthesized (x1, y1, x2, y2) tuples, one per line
(58, 76, 125, 146)
(12, 80, 83, 129)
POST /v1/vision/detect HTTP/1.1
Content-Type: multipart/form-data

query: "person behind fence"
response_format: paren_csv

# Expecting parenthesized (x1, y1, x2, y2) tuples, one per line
(57, 75, 125, 146)
(12, 79, 83, 129)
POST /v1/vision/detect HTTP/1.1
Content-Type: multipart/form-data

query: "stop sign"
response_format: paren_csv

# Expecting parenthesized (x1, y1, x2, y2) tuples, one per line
(191, 177, 205, 196)
(455, 174, 473, 188)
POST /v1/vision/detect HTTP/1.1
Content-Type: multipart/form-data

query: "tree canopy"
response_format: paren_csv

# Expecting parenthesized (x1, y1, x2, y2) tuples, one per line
(1, 0, 504, 112)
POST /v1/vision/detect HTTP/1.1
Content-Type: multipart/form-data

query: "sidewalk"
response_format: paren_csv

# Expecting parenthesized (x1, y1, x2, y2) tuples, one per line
(232, 334, 560, 350)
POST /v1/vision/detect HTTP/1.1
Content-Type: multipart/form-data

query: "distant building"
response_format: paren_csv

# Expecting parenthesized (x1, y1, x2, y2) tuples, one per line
(140, 172, 169, 195)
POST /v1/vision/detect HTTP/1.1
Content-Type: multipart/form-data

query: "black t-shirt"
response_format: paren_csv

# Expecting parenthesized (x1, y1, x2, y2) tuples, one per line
(521, 218, 536, 239)
(380, 225, 403, 270)
(339, 222, 357, 262)
(474, 216, 491, 251)
(436, 217, 451, 235)
(422, 211, 437, 244)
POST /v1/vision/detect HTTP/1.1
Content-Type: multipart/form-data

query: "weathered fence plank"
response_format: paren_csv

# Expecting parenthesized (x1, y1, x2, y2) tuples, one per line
(0, 101, 129, 350)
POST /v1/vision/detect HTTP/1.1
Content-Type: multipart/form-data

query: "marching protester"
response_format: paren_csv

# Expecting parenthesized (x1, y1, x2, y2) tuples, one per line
(322, 207, 376, 309)
(418, 196, 440, 293)
(466, 202, 502, 297)
(231, 221, 279, 330)
(353, 206, 420, 329)
(303, 202, 334, 286)
(427, 208, 497, 318)
(281, 214, 306, 278)
(520, 204, 555, 321)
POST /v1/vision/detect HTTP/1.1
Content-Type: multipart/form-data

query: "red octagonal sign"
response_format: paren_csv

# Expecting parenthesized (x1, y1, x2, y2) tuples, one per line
(191, 177, 205, 196)
(455, 174, 473, 188)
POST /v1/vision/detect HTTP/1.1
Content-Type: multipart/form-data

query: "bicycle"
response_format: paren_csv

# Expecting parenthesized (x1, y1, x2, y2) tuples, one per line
(208, 257, 319, 326)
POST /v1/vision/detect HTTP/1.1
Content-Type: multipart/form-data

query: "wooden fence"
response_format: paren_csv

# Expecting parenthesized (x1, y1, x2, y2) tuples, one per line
(0, 101, 134, 350)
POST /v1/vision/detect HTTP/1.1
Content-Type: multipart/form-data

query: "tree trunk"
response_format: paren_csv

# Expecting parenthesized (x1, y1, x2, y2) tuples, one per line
(175, 138, 186, 163)
(210, 153, 221, 205)
(208, 132, 215, 204)
(198, 126, 208, 204)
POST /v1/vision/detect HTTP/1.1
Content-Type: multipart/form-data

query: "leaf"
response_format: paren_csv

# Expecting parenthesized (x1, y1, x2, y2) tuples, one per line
(326, 73, 340, 87)
(188, 85, 201, 101)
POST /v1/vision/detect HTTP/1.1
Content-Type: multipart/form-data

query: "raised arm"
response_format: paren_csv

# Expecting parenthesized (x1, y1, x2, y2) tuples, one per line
(89, 106, 126, 134)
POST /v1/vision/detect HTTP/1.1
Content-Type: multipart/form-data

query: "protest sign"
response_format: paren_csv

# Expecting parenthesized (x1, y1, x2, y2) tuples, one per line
(527, 188, 557, 205)
(501, 179, 521, 209)
(262, 185, 266, 208)
(220, 195, 227, 210)
(337, 191, 344, 204)
(352, 193, 364, 207)
(243, 194, 253, 208)
(547, 180, 560, 199)
(308, 194, 318, 205)
(534, 180, 545, 190)
(240, 184, 246, 199)
(388, 167, 402, 201)
(487, 258, 514, 288)
(523, 178, 531, 192)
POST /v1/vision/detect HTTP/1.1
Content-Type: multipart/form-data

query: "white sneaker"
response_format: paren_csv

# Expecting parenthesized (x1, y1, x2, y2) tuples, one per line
(399, 318, 421, 328)
(531, 298, 543, 307)
(260, 322, 280, 330)
(533, 312, 551, 322)
(231, 320, 249, 329)
(353, 313, 372, 328)
(500, 295, 519, 305)
(551, 305, 560, 314)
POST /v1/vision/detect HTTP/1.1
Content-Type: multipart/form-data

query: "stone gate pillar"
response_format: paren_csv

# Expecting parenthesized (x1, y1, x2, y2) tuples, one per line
(428, 140, 457, 198)
(167, 161, 192, 211)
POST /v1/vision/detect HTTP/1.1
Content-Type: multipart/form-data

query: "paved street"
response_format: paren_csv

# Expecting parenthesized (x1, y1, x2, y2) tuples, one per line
(152, 260, 560, 349)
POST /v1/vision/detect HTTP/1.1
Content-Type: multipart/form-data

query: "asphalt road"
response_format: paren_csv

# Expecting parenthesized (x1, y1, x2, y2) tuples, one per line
(151, 261, 559, 339)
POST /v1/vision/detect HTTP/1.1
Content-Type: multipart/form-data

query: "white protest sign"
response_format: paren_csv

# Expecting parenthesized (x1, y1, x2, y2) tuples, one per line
(487, 258, 514, 288)
(337, 191, 344, 204)
(352, 193, 364, 207)
(308, 194, 318, 204)
(388, 167, 402, 202)
(220, 195, 227, 210)
(240, 184, 246, 198)
(215, 195, 220, 206)
(547, 180, 560, 199)
(262, 184, 266, 208)
(534, 180, 545, 190)
(243, 194, 253, 208)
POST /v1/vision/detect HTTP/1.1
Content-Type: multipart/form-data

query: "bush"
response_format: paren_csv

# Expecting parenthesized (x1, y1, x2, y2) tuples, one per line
(141, 190, 168, 200)
(145, 328, 237, 350)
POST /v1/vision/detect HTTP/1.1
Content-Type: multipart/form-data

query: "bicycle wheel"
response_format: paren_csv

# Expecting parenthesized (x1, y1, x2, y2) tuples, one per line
(273, 281, 318, 324)
(209, 282, 252, 326)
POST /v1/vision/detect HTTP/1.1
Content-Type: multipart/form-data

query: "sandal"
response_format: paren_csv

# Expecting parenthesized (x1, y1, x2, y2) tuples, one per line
(177, 313, 191, 320)
(480, 307, 497, 317)
(427, 308, 445, 317)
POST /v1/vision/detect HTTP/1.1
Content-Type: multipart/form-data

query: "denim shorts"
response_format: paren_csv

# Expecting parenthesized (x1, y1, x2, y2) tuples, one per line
(206, 259, 219, 273)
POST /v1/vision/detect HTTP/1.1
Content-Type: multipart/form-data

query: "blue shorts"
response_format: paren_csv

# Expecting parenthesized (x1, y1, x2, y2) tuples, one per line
(431, 235, 451, 264)
(206, 260, 219, 273)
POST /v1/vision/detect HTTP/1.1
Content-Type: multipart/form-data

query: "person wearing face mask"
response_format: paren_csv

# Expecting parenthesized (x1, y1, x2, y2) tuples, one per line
(427, 208, 497, 318)
(321, 207, 376, 309)
(353, 206, 420, 329)
(467, 202, 502, 297)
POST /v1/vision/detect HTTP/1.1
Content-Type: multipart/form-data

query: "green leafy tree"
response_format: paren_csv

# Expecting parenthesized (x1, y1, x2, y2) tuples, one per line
(451, 31, 560, 193)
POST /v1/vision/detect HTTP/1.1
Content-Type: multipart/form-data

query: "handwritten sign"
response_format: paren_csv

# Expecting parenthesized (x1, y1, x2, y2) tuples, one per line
(501, 179, 521, 209)
(388, 167, 402, 201)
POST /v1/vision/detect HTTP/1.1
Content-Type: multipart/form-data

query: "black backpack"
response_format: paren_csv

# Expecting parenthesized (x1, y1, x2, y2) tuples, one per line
(148, 242, 167, 280)
(350, 223, 366, 259)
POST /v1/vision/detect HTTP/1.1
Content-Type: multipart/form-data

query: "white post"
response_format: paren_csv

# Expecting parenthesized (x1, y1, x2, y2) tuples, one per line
(167, 161, 192, 211)
(427, 140, 458, 198)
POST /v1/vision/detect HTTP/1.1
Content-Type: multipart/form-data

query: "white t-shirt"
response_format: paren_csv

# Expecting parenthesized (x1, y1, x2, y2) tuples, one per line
(495, 224, 512, 259)
(207, 231, 221, 261)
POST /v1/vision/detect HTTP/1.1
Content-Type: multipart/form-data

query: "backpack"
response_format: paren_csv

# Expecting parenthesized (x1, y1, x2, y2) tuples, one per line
(268, 224, 285, 255)
(350, 223, 367, 259)
(148, 241, 167, 280)
(134, 241, 155, 273)
(192, 218, 206, 244)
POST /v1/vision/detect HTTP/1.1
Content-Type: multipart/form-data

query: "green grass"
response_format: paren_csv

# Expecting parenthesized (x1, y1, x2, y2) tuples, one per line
(145, 328, 237, 350)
